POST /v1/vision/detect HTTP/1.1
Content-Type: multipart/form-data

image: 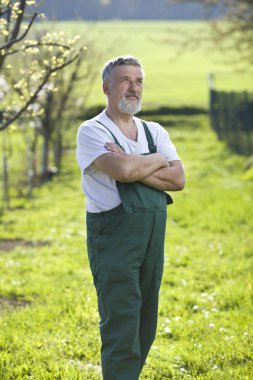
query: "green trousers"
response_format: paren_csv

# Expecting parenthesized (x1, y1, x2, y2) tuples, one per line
(86, 204, 167, 380)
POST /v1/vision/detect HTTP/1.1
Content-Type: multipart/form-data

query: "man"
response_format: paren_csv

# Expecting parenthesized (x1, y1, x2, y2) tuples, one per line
(76, 56, 185, 380)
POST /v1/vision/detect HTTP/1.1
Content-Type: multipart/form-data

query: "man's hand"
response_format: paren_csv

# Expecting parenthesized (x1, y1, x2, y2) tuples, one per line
(104, 142, 126, 155)
(102, 142, 185, 191)
(141, 160, 185, 191)
(93, 145, 169, 182)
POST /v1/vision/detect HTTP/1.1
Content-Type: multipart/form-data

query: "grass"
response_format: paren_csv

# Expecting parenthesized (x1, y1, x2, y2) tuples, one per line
(0, 113, 253, 379)
(35, 20, 253, 109)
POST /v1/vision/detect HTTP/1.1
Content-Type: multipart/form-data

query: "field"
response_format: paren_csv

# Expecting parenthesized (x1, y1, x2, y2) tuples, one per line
(0, 21, 253, 379)
(36, 21, 253, 109)
(0, 112, 253, 379)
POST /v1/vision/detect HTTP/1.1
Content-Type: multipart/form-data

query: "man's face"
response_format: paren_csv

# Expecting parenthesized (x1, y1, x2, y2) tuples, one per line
(104, 64, 144, 115)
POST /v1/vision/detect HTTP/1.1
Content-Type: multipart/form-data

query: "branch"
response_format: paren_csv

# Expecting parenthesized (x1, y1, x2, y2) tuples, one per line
(0, 49, 84, 132)
(3, 42, 72, 57)
(0, 12, 38, 52)
(9, 0, 27, 42)
(56, 53, 84, 118)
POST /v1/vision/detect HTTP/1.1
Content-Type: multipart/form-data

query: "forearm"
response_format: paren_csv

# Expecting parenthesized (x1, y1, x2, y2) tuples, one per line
(93, 152, 169, 182)
(140, 162, 185, 191)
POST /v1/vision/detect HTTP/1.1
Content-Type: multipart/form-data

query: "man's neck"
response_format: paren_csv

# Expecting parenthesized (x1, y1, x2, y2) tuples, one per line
(105, 107, 138, 141)
(105, 107, 134, 129)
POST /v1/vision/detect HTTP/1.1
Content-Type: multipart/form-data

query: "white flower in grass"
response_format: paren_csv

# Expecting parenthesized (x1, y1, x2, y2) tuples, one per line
(193, 305, 199, 311)
(204, 310, 210, 318)
(164, 327, 171, 334)
(225, 336, 234, 340)
(209, 323, 215, 328)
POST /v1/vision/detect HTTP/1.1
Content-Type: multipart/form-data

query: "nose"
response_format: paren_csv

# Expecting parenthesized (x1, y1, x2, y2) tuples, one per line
(128, 80, 137, 90)
(127, 81, 140, 96)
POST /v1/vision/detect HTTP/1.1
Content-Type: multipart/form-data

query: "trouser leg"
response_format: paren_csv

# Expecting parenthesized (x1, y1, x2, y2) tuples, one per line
(139, 211, 167, 369)
(96, 269, 142, 380)
(87, 210, 146, 380)
(86, 209, 166, 379)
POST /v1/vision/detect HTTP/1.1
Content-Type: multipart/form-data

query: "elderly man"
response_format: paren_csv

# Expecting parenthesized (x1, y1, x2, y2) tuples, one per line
(76, 55, 185, 380)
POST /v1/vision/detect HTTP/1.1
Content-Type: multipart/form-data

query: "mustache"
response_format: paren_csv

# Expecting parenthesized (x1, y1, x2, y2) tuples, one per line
(124, 91, 140, 100)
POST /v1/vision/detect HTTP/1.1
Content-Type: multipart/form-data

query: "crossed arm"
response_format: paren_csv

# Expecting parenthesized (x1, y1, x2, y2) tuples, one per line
(93, 142, 185, 191)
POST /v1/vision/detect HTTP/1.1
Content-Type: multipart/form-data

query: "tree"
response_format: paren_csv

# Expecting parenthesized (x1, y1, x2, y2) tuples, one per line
(0, 0, 85, 132)
(0, 0, 86, 210)
(168, 0, 253, 68)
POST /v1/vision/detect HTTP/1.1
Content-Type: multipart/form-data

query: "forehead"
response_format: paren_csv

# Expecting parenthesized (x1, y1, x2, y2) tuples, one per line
(113, 64, 144, 79)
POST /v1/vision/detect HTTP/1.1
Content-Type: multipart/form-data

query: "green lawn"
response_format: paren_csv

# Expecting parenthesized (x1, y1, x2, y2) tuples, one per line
(1, 19, 253, 379)
(0, 113, 252, 379)
(35, 21, 253, 109)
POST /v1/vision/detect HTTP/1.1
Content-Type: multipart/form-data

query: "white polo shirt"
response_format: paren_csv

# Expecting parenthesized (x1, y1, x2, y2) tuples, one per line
(76, 110, 180, 213)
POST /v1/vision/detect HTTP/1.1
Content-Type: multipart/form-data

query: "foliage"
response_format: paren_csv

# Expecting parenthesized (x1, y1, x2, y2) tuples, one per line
(0, 114, 252, 379)
(0, 0, 86, 132)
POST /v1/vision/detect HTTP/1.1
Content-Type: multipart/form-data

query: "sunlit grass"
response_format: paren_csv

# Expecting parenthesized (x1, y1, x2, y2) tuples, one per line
(0, 114, 252, 379)
(34, 20, 253, 109)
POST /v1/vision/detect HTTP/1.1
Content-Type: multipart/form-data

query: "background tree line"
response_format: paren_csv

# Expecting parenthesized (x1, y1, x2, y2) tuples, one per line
(168, 0, 253, 68)
(39, 0, 218, 21)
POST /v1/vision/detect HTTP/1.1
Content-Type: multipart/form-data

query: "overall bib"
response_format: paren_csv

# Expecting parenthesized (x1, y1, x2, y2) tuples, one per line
(86, 121, 172, 380)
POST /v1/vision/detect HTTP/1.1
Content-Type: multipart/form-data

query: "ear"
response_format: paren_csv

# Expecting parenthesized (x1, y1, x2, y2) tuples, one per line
(103, 81, 110, 96)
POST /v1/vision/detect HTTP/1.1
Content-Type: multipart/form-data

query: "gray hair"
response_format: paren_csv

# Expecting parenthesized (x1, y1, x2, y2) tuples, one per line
(102, 55, 144, 82)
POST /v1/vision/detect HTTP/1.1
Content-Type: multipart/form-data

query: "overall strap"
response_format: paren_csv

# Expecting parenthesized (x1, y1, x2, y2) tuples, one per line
(141, 121, 157, 153)
(96, 119, 156, 154)
(96, 120, 124, 150)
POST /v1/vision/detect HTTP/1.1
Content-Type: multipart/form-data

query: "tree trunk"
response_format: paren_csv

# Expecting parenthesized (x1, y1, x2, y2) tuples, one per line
(41, 91, 53, 181)
(27, 131, 38, 198)
(41, 133, 50, 181)
(1, 131, 10, 210)
(54, 126, 62, 172)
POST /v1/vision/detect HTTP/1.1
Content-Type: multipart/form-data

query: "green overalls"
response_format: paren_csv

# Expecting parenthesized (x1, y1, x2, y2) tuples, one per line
(86, 121, 172, 380)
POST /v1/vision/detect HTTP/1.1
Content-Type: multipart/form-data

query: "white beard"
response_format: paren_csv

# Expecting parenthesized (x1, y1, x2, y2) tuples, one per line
(118, 96, 142, 115)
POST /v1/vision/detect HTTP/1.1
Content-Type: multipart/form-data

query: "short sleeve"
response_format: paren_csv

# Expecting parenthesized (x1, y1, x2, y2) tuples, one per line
(154, 123, 180, 161)
(76, 122, 114, 173)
